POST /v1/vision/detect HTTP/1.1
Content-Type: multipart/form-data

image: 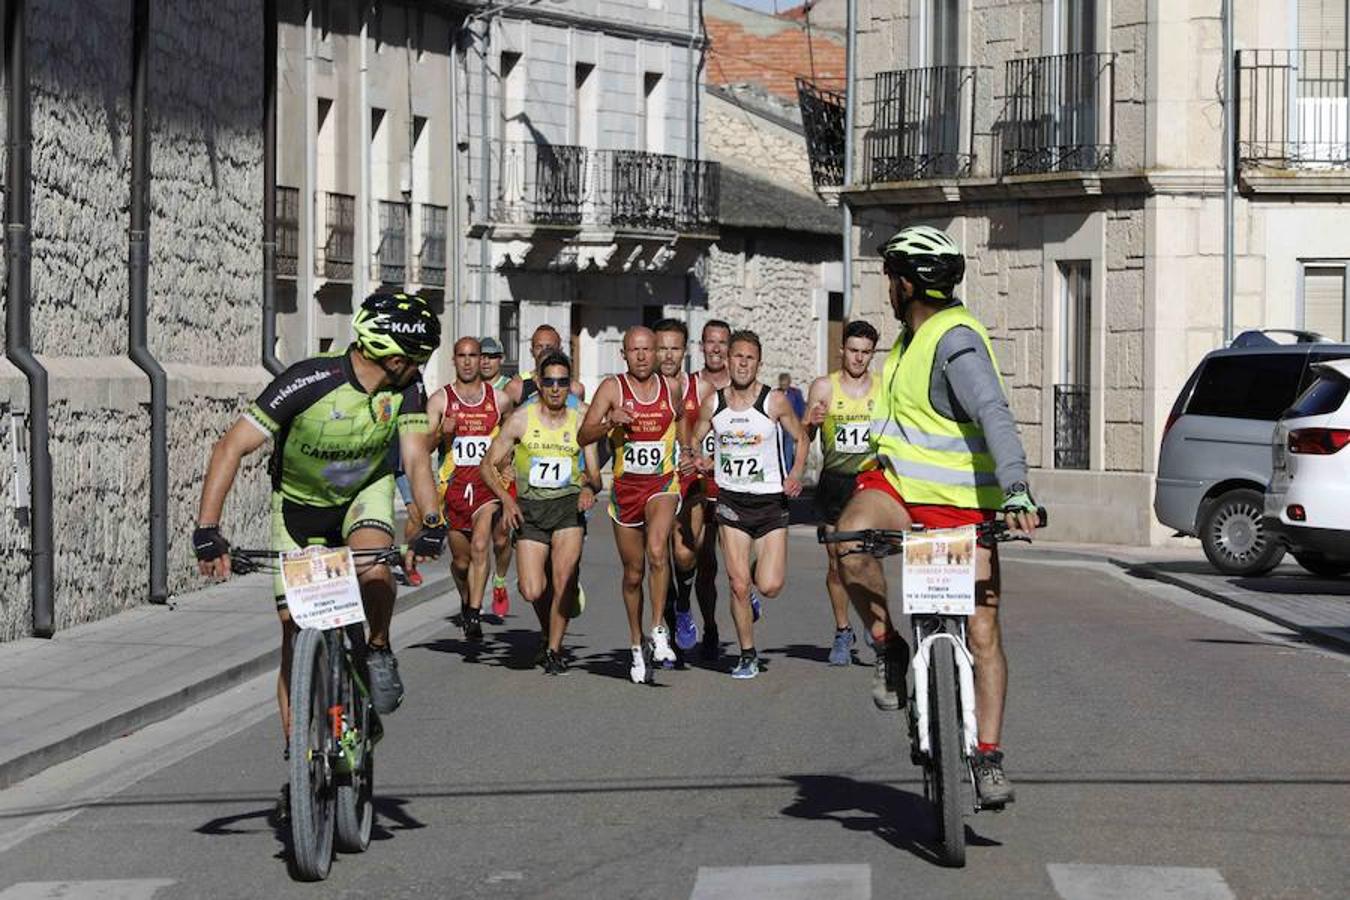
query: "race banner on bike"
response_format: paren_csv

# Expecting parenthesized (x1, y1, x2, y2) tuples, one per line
(280, 546, 367, 630)
(902, 526, 977, 616)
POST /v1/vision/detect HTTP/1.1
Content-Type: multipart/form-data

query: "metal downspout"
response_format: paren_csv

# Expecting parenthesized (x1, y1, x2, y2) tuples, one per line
(448, 25, 464, 345)
(261, 0, 282, 374)
(128, 0, 168, 606)
(478, 17, 491, 339)
(1221, 0, 1234, 344)
(4, 0, 53, 636)
(842, 0, 857, 320)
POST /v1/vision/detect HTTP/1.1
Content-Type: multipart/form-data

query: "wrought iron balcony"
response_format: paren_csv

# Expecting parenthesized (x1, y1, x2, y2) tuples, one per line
(375, 200, 408, 286)
(603, 150, 719, 233)
(319, 192, 355, 281)
(864, 66, 976, 182)
(1238, 49, 1350, 169)
(490, 141, 587, 226)
(275, 186, 299, 278)
(796, 77, 845, 188)
(1000, 52, 1116, 176)
(1053, 383, 1090, 470)
(417, 203, 447, 287)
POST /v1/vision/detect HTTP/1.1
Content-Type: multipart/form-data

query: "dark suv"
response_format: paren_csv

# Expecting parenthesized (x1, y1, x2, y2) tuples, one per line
(1154, 331, 1350, 575)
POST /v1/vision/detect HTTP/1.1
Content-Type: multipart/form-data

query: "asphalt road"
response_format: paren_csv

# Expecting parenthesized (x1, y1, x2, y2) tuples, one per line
(1, 531, 1347, 899)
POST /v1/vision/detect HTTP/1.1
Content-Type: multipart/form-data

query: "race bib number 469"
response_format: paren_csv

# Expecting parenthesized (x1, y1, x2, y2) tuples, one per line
(622, 441, 666, 475)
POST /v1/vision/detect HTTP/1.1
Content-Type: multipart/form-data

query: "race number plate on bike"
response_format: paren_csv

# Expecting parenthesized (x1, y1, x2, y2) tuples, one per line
(452, 435, 491, 467)
(622, 441, 666, 475)
(833, 422, 870, 455)
(901, 526, 977, 616)
(529, 456, 573, 489)
(280, 546, 367, 630)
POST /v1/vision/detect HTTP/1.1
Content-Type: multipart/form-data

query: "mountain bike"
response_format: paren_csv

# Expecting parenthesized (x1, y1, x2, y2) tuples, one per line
(822, 508, 1046, 867)
(231, 546, 410, 881)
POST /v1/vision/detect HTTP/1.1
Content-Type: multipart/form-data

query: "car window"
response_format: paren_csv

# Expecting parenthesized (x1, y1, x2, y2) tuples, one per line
(1287, 372, 1350, 418)
(1185, 353, 1309, 420)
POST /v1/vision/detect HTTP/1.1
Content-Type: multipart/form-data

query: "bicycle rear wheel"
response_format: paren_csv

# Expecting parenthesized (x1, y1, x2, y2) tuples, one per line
(289, 628, 336, 881)
(335, 629, 374, 853)
(929, 635, 966, 867)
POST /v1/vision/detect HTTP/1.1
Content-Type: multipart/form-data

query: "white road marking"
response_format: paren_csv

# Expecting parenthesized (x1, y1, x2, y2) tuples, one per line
(689, 864, 870, 900)
(0, 881, 175, 900)
(1047, 864, 1236, 900)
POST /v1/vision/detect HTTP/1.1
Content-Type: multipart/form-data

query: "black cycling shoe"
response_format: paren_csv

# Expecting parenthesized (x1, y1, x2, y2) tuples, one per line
(532, 639, 548, 668)
(542, 648, 568, 675)
(366, 645, 405, 714)
(972, 749, 1016, 807)
(272, 782, 290, 826)
(463, 609, 484, 642)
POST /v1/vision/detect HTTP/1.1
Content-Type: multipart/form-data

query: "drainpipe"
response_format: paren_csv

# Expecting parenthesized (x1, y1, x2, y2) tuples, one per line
(1221, 0, 1235, 344)
(448, 24, 464, 343)
(477, 17, 491, 339)
(4, 0, 54, 636)
(128, 0, 169, 606)
(261, 0, 282, 374)
(301, 4, 316, 355)
(356, 8, 370, 308)
(841, 0, 857, 320)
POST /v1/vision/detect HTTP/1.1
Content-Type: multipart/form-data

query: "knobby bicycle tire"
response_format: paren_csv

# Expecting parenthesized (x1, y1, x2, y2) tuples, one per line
(335, 628, 374, 853)
(930, 636, 967, 868)
(289, 628, 336, 881)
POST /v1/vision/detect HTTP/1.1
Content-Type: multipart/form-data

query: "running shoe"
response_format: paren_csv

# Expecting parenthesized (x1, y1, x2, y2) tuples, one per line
(367, 646, 405, 714)
(532, 639, 548, 668)
(871, 641, 905, 711)
(629, 644, 649, 684)
(828, 626, 856, 667)
(492, 583, 510, 618)
(463, 609, 484, 642)
(700, 622, 720, 661)
(730, 653, 760, 679)
(542, 648, 568, 675)
(972, 749, 1016, 807)
(674, 608, 698, 651)
(750, 590, 762, 622)
(651, 624, 677, 668)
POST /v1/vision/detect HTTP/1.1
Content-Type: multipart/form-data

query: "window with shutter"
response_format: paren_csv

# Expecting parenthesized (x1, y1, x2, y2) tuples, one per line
(1301, 264, 1348, 341)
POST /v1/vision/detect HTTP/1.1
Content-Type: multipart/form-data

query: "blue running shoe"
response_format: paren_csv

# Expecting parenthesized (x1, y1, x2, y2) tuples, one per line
(750, 591, 762, 623)
(674, 609, 698, 650)
(730, 654, 760, 679)
(828, 626, 856, 667)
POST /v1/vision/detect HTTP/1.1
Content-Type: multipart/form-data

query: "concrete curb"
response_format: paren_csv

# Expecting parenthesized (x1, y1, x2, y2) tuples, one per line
(1007, 545, 1350, 654)
(0, 574, 452, 792)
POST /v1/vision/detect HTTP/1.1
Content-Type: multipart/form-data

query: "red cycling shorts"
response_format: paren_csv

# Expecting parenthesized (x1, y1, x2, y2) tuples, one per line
(853, 469, 995, 529)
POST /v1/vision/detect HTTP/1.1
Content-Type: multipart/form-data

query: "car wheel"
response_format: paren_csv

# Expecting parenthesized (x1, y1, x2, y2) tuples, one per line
(1199, 488, 1285, 576)
(1292, 551, 1350, 578)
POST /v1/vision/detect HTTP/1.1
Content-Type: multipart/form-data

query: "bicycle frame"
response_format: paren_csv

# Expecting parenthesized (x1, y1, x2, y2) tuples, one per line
(910, 616, 978, 759)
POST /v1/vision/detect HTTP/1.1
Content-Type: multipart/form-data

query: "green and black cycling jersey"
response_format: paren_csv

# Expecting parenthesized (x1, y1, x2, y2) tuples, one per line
(244, 349, 429, 508)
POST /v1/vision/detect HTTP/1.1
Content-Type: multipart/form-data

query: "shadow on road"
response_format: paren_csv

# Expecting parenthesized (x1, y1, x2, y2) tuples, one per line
(764, 642, 863, 666)
(412, 627, 542, 670)
(780, 774, 999, 867)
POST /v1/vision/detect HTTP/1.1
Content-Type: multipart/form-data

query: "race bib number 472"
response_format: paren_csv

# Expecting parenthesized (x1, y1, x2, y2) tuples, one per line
(718, 454, 763, 484)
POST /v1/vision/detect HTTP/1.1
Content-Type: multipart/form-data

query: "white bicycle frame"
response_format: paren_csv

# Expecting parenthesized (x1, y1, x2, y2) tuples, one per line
(910, 619, 978, 758)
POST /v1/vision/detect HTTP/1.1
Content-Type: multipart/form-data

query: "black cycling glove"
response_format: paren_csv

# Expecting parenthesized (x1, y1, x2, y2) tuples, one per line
(193, 525, 230, 562)
(411, 519, 448, 559)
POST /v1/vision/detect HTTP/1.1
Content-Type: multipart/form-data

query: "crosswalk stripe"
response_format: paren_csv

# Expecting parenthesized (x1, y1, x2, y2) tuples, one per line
(689, 864, 870, 900)
(1048, 864, 1236, 900)
(0, 882, 175, 900)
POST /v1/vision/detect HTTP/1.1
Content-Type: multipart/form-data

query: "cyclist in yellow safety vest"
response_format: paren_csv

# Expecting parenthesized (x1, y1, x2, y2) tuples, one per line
(834, 225, 1039, 809)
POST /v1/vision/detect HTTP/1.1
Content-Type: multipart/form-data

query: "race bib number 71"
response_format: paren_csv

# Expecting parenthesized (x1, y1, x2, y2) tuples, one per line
(528, 456, 573, 489)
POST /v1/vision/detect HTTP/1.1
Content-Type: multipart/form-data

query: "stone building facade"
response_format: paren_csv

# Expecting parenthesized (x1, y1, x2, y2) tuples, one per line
(1, 0, 269, 640)
(843, 0, 1350, 545)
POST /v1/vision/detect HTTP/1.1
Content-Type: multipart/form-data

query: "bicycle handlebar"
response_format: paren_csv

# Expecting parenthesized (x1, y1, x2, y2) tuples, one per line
(821, 507, 1049, 558)
(228, 546, 419, 585)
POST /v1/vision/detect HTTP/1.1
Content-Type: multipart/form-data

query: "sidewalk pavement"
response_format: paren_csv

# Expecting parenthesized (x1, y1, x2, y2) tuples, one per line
(0, 569, 452, 791)
(3, 533, 1346, 793)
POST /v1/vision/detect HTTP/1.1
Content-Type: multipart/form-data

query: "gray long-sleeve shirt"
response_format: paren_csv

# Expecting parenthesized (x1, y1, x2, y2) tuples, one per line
(925, 323, 1029, 492)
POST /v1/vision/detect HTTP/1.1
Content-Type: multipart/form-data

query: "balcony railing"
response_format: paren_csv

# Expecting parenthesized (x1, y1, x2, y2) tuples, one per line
(1001, 52, 1116, 176)
(275, 186, 299, 278)
(1238, 49, 1350, 169)
(418, 203, 447, 287)
(1053, 383, 1090, 470)
(320, 192, 355, 281)
(796, 77, 846, 188)
(491, 141, 587, 226)
(865, 66, 976, 182)
(470, 141, 720, 234)
(375, 200, 408, 285)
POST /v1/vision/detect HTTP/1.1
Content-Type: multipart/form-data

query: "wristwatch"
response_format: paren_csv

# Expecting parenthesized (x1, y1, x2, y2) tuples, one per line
(422, 512, 447, 529)
(1004, 481, 1029, 497)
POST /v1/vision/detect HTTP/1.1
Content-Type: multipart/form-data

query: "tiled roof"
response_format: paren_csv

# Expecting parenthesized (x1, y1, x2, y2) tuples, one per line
(718, 164, 840, 235)
(705, 0, 845, 103)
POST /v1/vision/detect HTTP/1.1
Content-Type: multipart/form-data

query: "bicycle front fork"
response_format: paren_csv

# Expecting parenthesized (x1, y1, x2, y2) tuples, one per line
(907, 617, 978, 761)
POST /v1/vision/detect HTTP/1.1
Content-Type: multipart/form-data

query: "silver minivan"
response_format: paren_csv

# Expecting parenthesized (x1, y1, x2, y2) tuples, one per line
(1154, 333, 1350, 575)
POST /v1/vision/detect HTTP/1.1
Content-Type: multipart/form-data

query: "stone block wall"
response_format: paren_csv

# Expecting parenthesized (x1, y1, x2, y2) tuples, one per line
(0, 1, 269, 640)
(703, 92, 816, 196)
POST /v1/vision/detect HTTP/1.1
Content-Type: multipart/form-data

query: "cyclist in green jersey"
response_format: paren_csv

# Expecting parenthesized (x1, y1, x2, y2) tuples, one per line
(193, 292, 448, 766)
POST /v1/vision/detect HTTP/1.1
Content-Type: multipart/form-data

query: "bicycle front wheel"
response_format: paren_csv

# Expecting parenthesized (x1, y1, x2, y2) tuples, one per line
(929, 635, 966, 868)
(289, 628, 336, 881)
(335, 630, 374, 853)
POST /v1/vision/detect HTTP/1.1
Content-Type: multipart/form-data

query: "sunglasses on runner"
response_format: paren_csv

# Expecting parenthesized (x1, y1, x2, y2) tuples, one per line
(539, 376, 569, 388)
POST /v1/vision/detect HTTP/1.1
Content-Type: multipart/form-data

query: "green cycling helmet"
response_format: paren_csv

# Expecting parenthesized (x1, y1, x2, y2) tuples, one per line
(881, 225, 965, 300)
(352, 291, 441, 363)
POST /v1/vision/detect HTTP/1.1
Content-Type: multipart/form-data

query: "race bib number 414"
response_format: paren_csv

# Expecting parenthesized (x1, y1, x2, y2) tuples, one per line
(833, 422, 870, 455)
